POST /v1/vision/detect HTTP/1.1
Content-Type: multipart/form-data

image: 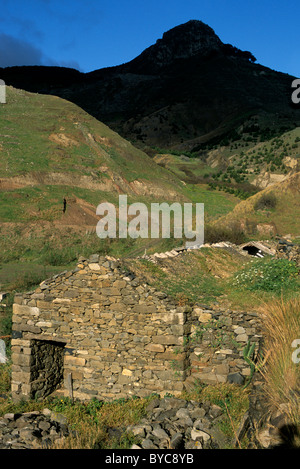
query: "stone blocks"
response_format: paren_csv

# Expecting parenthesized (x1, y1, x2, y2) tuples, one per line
(11, 256, 262, 402)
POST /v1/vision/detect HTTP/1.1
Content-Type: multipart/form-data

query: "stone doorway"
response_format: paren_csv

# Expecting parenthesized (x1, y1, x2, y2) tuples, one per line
(30, 339, 65, 399)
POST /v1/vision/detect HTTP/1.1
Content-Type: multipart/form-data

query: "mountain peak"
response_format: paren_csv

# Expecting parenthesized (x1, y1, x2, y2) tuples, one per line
(159, 20, 223, 54)
(126, 20, 223, 72)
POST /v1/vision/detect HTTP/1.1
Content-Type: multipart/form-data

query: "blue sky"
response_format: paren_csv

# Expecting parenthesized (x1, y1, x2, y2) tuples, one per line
(0, 0, 299, 77)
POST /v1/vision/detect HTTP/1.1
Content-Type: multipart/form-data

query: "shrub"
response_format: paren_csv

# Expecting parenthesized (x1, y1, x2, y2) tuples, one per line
(254, 193, 277, 211)
(204, 223, 246, 245)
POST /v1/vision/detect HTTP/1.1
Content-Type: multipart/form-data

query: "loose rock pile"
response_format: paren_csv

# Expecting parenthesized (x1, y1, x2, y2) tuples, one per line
(140, 242, 237, 264)
(276, 238, 300, 265)
(1, 392, 297, 449)
(0, 409, 69, 449)
(127, 396, 237, 449)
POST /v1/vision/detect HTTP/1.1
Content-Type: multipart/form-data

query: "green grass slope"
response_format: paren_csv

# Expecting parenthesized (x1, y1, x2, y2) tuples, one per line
(0, 86, 185, 200)
(216, 171, 300, 239)
(0, 86, 181, 288)
(0, 87, 242, 290)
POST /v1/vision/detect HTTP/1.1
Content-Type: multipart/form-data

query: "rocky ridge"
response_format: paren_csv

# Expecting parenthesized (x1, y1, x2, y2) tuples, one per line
(124, 20, 224, 73)
(2, 20, 298, 150)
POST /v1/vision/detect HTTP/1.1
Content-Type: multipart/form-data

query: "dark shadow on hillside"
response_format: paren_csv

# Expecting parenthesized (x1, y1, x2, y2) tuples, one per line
(271, 424, 300, 449)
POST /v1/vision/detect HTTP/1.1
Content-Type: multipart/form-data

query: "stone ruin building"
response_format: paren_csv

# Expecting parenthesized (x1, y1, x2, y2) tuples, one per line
(11, 255, 262, 402)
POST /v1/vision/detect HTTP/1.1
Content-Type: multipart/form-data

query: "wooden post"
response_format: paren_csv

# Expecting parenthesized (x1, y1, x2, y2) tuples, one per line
(67, 373, 73, 402)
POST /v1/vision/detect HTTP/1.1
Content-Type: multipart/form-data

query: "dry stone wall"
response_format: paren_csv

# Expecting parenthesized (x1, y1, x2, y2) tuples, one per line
(11, 254, 262, 402)
(11, 255, 188, 401)
(185, 306, 262, 388)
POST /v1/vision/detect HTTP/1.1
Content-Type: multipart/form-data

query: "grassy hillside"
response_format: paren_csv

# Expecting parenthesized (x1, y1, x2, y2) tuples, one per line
(0, 88, 299, 449)
(124, 247, 300, 310)
(0, 86, 186, 197)
(0, 86, 180, 288)
(0, 86, 298, 294)
(0, 86, 243, 291)
(153, 126, 300, 193)
(216, 172, 300, 239)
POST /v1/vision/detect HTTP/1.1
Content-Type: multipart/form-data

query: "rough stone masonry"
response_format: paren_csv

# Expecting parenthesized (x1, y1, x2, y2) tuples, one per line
(11, 255, 262, 402)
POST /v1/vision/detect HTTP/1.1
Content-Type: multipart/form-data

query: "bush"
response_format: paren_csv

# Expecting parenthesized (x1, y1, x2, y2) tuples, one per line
(254, 193, 277, 211)
(204, 223, 246, 245)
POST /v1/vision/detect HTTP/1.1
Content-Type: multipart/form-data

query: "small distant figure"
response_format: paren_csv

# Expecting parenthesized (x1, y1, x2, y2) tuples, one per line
(63, 198, 67, 213)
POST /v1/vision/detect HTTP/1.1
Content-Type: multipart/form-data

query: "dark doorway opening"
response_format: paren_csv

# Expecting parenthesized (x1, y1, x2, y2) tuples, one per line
(30, 339, 65, 399)
(242, 245, 264, 257)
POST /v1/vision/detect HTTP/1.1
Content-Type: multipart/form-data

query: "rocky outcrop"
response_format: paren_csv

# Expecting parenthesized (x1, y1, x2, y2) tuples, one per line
(124, 20, 223, 73)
